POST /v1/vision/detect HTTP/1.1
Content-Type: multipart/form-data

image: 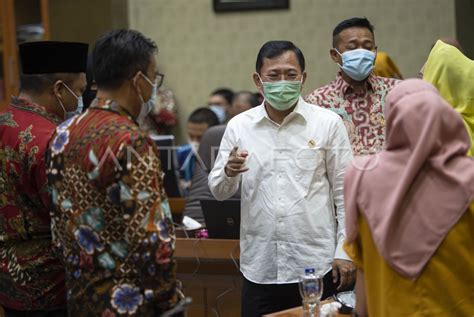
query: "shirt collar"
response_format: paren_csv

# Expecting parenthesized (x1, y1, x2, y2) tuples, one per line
(253, 97, 308, 125)
(10, 96, 63, 125)
(90, 98, 137, 124)
(335, 71, 376, 96)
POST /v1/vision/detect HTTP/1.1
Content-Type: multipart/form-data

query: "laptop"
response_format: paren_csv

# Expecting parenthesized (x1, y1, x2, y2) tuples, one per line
(200, 199, 241, 239)
(149, 135, 183, 197)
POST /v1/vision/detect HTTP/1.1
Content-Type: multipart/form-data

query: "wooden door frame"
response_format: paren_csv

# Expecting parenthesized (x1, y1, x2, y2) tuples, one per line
(5, 0, 19, 97)
(0, 0, 19, 110)
(40, 0, 50, 40)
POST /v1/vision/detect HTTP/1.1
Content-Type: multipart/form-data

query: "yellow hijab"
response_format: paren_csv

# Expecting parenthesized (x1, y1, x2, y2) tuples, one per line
(423, 40, 474, 156)
(374, 52, 403, 79)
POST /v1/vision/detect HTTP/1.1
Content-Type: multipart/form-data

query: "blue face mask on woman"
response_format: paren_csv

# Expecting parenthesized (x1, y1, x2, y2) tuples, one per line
(336, 48, 376, 81)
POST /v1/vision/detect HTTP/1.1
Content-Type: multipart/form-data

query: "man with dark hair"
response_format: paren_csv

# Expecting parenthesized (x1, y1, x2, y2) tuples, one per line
(0, 41, 88, 316)
(208, 87, 234, 123)
(306, 17, 399, 156)
(184, 91, 258, 224)
(187, 107, 220, 142)
(177, 107, 219, 191)
(227, 91, 260, 119)
(45, 29, 180, 316)
(209, 40, 354, 316)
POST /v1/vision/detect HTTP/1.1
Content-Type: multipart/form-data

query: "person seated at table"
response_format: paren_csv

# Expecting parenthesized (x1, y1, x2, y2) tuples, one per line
(344, 79, 474, 317)
(422, 40, 474, 156)
(176, 107, 219, 193)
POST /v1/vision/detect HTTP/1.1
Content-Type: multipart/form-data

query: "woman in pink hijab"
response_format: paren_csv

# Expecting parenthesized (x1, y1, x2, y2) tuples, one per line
(343, 79, 474, 316)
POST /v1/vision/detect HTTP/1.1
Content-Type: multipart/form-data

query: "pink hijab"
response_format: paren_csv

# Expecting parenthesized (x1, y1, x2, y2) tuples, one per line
(344, 79, 474, 279)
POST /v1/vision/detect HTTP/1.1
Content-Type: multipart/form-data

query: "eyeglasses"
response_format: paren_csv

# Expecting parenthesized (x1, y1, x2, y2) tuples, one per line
(139, 72, 165, 89)
(155, 73, 165, 88)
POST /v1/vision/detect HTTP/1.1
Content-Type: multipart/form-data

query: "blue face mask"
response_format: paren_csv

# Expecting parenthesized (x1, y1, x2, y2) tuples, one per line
(209, 105, 227, 123)
(57, 83, 84, 120)
(136, 73, 158, 126)
(336, 48, 376, 81)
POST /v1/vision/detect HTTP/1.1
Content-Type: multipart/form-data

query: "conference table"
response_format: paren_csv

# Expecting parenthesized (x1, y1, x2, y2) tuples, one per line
(175, 238, 351, 317)
(175, 237, 242, 317)
(263, 301, 351, 316)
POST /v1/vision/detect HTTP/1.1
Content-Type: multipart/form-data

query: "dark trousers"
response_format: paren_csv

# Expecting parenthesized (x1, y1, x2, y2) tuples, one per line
(4, 308, 67, 317)
(241, 270, 338, 317)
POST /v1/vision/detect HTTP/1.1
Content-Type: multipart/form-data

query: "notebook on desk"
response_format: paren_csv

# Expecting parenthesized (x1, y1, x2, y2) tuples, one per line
(200, 199, 240, 239)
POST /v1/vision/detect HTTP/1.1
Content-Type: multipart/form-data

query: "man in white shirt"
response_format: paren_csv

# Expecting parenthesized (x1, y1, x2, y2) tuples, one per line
(208, 41, 356, 316)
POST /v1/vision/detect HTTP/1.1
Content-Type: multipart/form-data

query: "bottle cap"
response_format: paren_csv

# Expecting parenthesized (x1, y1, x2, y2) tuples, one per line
(304, 268, 315, 274)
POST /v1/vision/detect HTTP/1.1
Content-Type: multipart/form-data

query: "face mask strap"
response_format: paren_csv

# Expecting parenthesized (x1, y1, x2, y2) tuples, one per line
(56, 96, 67, 119)
(139, 72, 158, 89)
(136, 72, 158, 105)
(132, 72, 146, 104)
(61, 82, 79, 100)
(334, 48, 345, 68)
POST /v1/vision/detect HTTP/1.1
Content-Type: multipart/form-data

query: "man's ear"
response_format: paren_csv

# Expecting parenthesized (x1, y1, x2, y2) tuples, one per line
(53, 80, 63, 99)
(131, 71, 141, 88)
(253, 72, 263, 92)
(330, 48, 341, 64)
(131, 71, 144, 98)
(301, 71, 307, 88)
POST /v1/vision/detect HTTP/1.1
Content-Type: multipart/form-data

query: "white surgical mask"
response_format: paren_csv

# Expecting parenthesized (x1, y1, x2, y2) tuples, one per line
(136, 73, 158, 126)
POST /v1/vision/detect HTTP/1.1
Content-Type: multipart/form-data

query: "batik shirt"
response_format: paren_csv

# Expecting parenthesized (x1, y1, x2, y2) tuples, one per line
(0, 97, 66, 310)
(46, 99, 178, 316)
(305, 72, 399, 156)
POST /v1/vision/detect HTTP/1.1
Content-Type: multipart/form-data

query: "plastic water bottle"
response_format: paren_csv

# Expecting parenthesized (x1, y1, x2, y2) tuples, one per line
(299, 268, 323, 317)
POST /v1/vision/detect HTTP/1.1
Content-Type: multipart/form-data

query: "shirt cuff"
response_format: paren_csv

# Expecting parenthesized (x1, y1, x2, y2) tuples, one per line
(334, 241, 351, 261)
(220, 166, 241, 191)
(222, 166, 241, 183)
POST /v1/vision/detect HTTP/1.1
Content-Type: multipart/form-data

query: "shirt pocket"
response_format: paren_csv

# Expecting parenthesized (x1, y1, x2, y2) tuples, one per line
(293, 148, 325, 186)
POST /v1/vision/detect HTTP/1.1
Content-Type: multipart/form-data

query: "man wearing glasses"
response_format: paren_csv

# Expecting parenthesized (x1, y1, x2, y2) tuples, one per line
(45, 30, 179, 316)
(209, 41, 354, 316)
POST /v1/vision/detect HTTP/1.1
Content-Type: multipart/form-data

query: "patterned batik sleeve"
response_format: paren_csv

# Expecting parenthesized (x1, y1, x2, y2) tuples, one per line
(112, 133, 179, 315)
(34, 143, 54, 213)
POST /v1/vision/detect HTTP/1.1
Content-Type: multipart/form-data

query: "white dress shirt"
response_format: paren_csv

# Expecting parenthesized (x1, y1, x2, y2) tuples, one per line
(208, 97, 353, 284)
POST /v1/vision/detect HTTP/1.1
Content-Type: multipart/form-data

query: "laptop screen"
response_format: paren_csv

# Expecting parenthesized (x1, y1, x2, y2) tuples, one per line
(200, 199, 240, 239)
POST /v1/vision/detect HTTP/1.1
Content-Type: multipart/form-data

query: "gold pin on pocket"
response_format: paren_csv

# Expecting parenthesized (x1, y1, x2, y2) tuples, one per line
(308, 139, 316, 148)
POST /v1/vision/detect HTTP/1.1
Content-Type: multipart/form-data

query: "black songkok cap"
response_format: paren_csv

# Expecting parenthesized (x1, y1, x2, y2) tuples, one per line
(19, 41, 89, 74)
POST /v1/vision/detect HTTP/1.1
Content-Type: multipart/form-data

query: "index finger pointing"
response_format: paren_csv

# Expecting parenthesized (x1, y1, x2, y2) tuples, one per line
(229, 146, 239, 157)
